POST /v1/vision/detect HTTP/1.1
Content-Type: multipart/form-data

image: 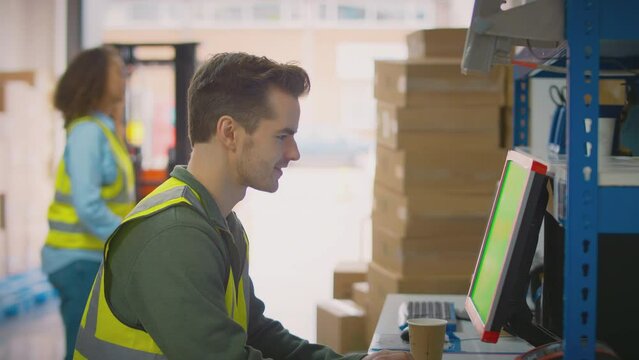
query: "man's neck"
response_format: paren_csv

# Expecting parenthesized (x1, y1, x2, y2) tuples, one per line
(187, 144, 246, 217)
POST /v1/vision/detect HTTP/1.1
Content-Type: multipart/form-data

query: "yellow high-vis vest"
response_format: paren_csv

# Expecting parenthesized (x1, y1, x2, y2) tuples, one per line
(45, 116, 135, 251)
(73, 177, 250, 360)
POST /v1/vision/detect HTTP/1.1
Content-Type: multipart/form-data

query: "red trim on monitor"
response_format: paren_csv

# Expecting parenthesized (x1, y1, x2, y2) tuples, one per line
(481, 330, 500, 343)
(531, 160, 548, 175)
(506, 150, 549, 176)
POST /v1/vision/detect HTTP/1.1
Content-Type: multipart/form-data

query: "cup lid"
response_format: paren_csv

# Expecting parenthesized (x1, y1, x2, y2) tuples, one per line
(406, 318, 448, 326)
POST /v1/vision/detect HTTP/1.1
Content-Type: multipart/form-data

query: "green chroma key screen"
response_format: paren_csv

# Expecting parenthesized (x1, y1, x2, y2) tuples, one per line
(470, 160, 528, 323)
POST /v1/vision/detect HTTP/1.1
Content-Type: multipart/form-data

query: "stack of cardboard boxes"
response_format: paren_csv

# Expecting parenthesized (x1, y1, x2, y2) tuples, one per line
(0, 71, 53, 278)
(316, 261, 369, 353)
(368, 28, 509, 338)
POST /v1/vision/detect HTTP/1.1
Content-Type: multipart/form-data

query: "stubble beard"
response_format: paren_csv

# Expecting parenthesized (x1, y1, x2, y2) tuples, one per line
(237, 138, 278, 193)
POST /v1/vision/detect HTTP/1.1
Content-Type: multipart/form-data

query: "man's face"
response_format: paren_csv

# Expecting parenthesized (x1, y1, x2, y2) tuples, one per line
(235, 87, 301, 193)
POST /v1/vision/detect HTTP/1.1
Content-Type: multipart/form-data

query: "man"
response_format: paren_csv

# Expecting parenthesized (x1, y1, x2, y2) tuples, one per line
(74, 52, 411, 360)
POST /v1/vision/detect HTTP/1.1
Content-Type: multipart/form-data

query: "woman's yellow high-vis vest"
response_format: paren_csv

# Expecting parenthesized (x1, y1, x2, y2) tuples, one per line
(46, 116, 135, 251)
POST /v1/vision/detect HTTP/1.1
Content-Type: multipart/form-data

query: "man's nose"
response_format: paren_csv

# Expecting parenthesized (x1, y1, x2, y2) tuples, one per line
(287, 138, 300, 162)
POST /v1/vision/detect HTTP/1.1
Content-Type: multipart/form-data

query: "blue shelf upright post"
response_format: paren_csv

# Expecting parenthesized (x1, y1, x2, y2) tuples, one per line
(564, 0, 600, 358)
(513, 77, 529, 147)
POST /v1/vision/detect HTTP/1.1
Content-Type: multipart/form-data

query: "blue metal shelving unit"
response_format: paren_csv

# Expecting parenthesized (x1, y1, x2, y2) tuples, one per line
(564, 2, 600, 357)
(513, 1, 639, 358)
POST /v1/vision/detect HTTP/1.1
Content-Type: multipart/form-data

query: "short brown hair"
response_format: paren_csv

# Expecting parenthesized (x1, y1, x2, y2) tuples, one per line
(188, 52, 310, 145)
(54, 46, 121, 127)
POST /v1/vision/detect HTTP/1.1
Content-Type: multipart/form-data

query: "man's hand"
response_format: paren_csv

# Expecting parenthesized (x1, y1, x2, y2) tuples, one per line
(362, 350, 414, 359)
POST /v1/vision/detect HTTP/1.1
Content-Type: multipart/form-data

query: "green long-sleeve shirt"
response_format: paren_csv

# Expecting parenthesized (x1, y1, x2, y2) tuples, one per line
(104, 166, 366, 360)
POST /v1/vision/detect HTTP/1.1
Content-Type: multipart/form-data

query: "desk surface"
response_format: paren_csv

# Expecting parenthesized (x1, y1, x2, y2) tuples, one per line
(369, 294, 533, 359)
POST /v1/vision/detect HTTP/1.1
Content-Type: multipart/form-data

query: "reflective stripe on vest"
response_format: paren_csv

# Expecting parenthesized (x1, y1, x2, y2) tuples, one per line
(74, 267, 165, 360)
(46, 117, 135, 251)
(74, 177, 250, 359)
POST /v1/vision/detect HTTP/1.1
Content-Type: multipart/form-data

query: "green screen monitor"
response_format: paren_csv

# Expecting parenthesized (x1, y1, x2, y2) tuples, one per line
(465, 150, 550, 344)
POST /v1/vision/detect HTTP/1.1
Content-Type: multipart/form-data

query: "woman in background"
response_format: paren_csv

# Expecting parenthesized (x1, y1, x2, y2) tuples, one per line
(42, 46, 135, 360)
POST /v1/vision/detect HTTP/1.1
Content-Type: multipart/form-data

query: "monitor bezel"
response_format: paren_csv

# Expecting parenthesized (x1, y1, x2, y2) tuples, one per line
(465, 150, 548, 343)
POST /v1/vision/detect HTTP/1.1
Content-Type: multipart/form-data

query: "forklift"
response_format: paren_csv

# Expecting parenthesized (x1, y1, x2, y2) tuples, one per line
(111, 43, 198, 200)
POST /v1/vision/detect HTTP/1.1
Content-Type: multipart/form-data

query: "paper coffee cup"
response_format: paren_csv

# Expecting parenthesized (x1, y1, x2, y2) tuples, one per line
(407, 318, 448, 360)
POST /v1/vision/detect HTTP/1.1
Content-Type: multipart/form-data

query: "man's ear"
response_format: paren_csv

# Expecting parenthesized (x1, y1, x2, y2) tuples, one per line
(215, 115, 238, 150)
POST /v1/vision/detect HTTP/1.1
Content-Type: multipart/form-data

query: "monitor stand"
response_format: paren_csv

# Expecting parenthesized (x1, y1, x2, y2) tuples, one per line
(504, 302, 558, 347)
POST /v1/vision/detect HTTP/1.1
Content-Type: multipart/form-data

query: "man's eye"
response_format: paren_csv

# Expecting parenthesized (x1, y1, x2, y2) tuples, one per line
(277, 135, 287, 140)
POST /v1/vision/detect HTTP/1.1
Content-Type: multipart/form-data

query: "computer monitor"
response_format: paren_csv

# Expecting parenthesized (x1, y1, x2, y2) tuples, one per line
(465, 150, 555, 346)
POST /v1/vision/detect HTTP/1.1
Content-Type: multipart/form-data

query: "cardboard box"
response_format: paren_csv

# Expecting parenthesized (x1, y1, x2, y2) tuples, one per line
(501, 106, 514, 149)
(375, 129, 500, 155)
(367, 292, 384, 341)
(316, 299, 367, 353)
(375, 143, 505, 193)
(600, 79, 626, 105)
(372, 225, 481, 276)
(333, 261, 368, 299)
(372, 184, 493, 238)
(376, 102, 501, 149)
(371, 206, 491, 240)
(407, 28, 468, 59)
(0, 71, 35, 112)
(366, 298, 383, 340)
(374, 59, 505, 107)
(0, 193, 5, 230)
(372, 183, 495, 237)
(372, 214, 488, 248)
(376, 103, 501, 152)
(505, 65, 514, 108)
(352, 281, 369, 310)
(368, 261, 470, 297)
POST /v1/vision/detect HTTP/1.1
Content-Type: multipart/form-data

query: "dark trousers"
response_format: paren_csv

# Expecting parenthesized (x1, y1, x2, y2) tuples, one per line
(48, 260, 101, 360)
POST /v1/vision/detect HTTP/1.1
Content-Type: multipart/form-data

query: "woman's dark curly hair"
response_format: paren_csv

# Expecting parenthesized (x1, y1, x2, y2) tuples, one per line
(54, 46, 121, 127)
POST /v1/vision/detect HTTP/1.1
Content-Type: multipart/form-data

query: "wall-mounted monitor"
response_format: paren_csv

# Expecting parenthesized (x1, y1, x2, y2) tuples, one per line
(462, 0, 564, 74)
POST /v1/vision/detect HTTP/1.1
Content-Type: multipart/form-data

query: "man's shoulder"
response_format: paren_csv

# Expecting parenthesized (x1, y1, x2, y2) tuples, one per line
(107, 204, 227, 266)
(124, 203, 215, 237)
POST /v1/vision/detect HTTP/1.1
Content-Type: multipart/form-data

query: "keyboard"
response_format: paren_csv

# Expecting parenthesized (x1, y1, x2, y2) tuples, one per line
(398, 300, 457, 332)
